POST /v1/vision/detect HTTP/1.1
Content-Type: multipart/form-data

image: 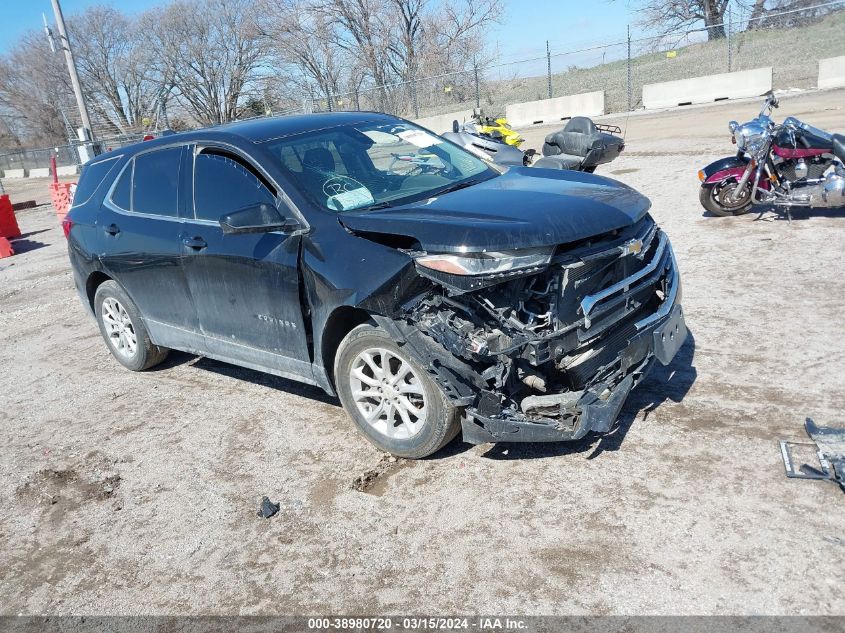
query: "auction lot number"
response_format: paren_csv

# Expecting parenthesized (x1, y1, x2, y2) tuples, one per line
(308, 617, 473, 630)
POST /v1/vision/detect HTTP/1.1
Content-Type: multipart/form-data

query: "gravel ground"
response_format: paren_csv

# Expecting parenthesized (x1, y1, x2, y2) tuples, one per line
(1, 89, 844, 616)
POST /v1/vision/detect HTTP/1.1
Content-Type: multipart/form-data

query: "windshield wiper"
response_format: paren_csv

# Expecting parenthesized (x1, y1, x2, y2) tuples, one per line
(355, 200, 394, 212)
(432, 177, 487, 197)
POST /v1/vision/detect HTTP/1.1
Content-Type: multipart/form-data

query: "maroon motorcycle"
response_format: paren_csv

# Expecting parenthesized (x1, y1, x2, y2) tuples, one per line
(698, 92, 845, 217)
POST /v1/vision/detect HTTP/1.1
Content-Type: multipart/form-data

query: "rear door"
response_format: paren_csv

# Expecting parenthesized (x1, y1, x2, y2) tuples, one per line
(179, 144, 311, 379)
(98, 145, 200, 346)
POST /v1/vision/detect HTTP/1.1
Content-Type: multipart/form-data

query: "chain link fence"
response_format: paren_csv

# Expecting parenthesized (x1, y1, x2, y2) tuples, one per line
(3, 1, 843, 175)
(0, 133, 146, 175)
(299, 0, 844, 121)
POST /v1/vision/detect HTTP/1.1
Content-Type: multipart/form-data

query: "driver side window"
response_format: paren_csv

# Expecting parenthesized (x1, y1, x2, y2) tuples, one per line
(193, 149, 276, 222)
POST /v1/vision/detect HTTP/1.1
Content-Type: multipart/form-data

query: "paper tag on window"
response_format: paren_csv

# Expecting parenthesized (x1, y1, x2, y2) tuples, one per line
(326, 186, 375, 211)
(397, 129, 441, 148)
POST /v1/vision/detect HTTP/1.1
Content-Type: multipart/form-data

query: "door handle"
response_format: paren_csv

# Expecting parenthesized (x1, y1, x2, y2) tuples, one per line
(104, 223, 120, 236)
(182, 236, 207, 250)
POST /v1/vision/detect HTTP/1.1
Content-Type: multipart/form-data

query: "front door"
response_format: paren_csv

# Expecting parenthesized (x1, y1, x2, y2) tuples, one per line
(179, 145, 311, 379)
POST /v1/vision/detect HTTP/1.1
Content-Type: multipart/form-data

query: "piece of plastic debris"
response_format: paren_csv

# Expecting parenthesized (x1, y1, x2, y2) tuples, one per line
(257, 496, 280, 519)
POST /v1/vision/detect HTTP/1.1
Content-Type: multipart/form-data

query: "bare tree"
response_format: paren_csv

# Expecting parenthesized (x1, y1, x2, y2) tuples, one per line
(748, 0, 843, 29)
(69, 6, 161, 134)
(315, 0, 396, 110)
(256, 0, 348, 108)
(0, 113, 22, 149)
(143, 0, 266, 126)
(304, 0, 500, 113)
(629, 0, 731, 40)
(0, 31, 75, 146)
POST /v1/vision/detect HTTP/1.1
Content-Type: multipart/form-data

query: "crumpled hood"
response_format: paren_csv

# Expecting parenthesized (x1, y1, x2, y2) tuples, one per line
(338, 167, 651, 253)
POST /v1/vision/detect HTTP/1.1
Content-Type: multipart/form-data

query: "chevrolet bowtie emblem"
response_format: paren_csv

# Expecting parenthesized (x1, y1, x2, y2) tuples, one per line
(623, 238, 644, 256)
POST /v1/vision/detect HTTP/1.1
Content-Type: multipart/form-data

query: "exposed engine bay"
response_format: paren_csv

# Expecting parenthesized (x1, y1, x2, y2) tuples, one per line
(388, 214, 686, 443)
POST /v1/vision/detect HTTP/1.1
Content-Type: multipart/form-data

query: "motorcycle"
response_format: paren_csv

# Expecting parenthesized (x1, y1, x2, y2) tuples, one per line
(441, 115, 624, 172)
(698, 92, 845, 217)
(471, 113, 525, 147)
(440, 116, 533, 166)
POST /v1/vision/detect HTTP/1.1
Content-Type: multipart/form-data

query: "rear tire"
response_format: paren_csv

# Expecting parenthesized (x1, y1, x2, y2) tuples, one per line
(334, 324, 461, 459)
(94, 280, 169, 371)
(699, 181, 753, 216)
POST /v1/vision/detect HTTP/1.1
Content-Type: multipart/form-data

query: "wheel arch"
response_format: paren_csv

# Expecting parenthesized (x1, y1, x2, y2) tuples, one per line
(319, 305, 376, 391)
(86, 270, 114, 313)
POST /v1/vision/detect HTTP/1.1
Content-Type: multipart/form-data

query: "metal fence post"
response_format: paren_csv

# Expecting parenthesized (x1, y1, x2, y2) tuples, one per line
(546, 40, 552, 99)
(473, 60, 480, 110)
(327, 89, 333, 112)
(626, 24, 632, 111)
(727, 5, 733, 72)
(354, 90, 360, 111)
(412, 80, 419, 118)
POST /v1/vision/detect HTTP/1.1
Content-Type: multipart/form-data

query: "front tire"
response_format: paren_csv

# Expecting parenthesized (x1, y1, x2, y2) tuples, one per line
(699, 180, 753, 216)
(94, 280, 169, 371)
(334, 324, 461, 458)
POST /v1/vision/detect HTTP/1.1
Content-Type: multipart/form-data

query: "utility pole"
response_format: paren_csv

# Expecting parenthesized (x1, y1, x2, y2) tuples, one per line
(49, 0, 95, 144)
(626, 24, 632, 112)
(473, 58, 480, 110)
(727, 5, 733, 72)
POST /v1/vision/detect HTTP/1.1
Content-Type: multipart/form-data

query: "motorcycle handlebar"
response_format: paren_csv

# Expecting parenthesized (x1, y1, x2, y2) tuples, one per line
(760, 92, 779, 117)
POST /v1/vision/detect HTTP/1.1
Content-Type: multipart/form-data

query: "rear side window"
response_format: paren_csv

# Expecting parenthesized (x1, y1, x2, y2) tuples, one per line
(110, 162, 132, 210)
(131, 147, 182, 216)
(193, 151, 276, 222)
(71, 156, 120, 207)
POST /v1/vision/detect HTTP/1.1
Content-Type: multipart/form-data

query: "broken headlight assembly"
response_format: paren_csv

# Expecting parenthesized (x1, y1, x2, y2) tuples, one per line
(415, 247, 554, 276)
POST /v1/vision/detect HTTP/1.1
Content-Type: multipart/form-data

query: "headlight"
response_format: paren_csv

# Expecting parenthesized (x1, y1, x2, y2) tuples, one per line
(415, 247, 553, 276)
(735, 120, 769, 156)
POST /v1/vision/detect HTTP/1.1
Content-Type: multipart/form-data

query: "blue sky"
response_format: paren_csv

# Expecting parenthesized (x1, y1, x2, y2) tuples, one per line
(2, 0, 636, 58)
(496, 0, 634, 62)
(1, 0, 162, 52)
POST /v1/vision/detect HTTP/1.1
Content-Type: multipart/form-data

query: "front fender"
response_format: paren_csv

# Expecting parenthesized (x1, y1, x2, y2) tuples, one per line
(700, 154, 750, 184)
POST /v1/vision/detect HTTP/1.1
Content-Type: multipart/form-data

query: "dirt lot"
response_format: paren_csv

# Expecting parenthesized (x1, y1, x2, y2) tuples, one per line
(1, 89, 844, 616)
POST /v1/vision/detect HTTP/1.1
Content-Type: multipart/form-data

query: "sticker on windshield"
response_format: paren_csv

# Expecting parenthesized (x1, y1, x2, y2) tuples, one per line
(397, 129, 441, 148)
(323, 175, 375, 211)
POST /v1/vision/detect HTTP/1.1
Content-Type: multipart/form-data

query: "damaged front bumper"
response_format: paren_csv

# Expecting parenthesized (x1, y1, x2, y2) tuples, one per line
(462, 302, 686, 444)
(391, 216, 687, 445)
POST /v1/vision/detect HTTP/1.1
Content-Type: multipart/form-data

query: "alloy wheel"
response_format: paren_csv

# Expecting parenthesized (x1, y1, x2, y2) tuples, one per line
(101, 297, 138, 359)
(349, 347, 428, 439)
(715, 180, 751, 210)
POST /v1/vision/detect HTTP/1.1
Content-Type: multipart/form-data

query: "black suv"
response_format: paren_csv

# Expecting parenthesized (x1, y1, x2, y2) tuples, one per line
(66, 112, 686, 458)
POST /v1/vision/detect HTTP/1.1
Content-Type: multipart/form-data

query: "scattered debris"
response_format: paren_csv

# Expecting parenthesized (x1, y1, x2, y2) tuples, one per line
(15, 461, 122, 511)
(257, 496, 280, 519)
(779, 418, 845, 492)
(351, 453, 409, 494)
(101, 476, 120, 497)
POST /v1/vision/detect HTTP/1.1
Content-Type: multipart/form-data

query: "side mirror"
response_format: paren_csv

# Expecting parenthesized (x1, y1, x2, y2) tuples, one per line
(220, 203, 298, 235)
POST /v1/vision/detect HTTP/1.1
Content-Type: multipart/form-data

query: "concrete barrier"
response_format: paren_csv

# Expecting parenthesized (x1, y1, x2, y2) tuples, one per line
(642, 67, 772, 109)
(505, 91, 605, 128)
(412, 110, 474, 134)
(3, 168, 27, 178)
(28, 167, 51, 178)
(818, 55, 845, 90)
(56, 165, 79, 177)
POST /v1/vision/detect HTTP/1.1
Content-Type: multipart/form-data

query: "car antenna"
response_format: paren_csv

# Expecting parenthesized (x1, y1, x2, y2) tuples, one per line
(622, 98, 639, 142)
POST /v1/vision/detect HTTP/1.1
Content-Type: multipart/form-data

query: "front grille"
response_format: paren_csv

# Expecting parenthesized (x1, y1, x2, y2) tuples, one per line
(551, 217, 679, 389)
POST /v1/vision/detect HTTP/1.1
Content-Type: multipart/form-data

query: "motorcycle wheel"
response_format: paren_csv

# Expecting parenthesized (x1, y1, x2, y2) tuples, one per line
(699, 180, 753, 216)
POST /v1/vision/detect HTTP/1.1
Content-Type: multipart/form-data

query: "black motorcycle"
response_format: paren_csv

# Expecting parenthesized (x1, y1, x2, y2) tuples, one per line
(698, 92, 845, 217)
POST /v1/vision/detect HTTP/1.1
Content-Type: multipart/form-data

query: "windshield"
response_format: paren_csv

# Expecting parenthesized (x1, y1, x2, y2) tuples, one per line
(263, 120, 495, 213)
